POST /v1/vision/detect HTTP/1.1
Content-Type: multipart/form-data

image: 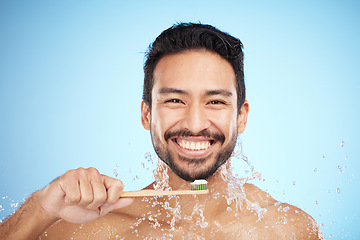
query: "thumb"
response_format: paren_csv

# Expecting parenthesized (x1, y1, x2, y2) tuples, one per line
(112, 197, 135, 210)
(100, 197, 134, 215)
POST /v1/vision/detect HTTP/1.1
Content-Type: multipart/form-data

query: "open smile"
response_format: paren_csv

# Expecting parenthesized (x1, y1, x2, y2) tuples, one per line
(170, 137, 217, 158)
(175, 138, 214, 151)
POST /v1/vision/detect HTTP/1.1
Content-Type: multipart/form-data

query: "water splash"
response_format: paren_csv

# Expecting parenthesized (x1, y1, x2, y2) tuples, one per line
(219, 136, 267, 222)
(152, 160, 171, 191)
(127, 136, 268, 238)
(113, 164, 119, 177)
(113, 169, 119, 177)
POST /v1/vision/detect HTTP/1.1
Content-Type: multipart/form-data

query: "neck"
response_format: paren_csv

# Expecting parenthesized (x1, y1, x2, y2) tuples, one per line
(150, 160, 247, 217)
(152, 160, 235, 195)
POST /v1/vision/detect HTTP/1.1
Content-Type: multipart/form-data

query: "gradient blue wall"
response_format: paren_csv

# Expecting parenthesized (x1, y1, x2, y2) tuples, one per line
(0, 1, 359, 238)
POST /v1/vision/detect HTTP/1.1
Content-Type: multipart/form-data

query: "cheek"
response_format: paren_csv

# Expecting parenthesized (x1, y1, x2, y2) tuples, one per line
(151, 109, 179, 139)
(210, 112, 238, 136)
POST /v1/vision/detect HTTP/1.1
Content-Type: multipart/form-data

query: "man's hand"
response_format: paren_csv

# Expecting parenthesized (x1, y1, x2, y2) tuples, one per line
(0, 167, 134, 240)
(39, 167, 134, 224)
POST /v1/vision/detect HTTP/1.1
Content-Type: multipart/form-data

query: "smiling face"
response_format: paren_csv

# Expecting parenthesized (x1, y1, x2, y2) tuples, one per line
(141, 50, 249, 182)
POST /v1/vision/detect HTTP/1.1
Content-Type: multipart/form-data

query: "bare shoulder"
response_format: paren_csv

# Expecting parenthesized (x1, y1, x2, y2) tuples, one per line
(243, 183, 324, 239)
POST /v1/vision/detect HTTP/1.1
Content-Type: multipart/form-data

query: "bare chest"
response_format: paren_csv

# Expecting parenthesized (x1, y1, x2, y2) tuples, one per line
(105, 210, 271, 240)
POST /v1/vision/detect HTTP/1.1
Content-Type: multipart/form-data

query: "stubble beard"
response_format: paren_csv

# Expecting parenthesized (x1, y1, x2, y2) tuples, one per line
(151, 129, 238, 182)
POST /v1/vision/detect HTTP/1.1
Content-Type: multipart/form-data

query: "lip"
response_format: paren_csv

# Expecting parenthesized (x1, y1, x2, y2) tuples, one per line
(170, 137, 216, 158)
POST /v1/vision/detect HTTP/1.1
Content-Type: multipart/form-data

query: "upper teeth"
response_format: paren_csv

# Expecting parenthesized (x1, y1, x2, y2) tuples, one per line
(178, 140, 211, 150)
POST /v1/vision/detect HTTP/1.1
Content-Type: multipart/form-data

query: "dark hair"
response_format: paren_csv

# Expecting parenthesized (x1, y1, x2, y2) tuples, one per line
(143, 22, 245, 113)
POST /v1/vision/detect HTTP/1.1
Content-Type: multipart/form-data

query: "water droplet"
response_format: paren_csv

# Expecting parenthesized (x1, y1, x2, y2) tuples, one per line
(322, 155, 325, 158)
(113, 169, 118, 177)
(141, 162, 146, 168)
(345, 156, 348, 161)
(227, 207, 232, 212)
(313, 168, 318, 172)
(340, 141, 344, 147)
(292, 181, 296, 185)
(336, 188, 341, 194)
(338, 166, 343, 174)
(315, 201, 319, 205)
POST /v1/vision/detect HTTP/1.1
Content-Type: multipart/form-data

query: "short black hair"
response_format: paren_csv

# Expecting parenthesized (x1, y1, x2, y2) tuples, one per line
(143, 22, 245, 113)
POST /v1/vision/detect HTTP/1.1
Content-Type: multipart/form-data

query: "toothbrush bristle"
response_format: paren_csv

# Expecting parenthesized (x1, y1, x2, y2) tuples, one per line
(190, 179, 208, 190)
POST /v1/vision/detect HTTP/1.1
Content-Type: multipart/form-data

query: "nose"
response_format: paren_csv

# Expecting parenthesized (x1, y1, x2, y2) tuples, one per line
(182, 103, 211, 134)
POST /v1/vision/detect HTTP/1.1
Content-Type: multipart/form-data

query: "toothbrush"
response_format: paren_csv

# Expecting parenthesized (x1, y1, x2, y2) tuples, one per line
(120, 179, 208, 197)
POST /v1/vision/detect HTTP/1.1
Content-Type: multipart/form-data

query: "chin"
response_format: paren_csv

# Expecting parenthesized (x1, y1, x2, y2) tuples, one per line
(169, 158, 224, 182)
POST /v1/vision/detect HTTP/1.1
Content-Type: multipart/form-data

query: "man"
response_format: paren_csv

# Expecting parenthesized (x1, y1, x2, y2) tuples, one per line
(0, 23, 323, 239)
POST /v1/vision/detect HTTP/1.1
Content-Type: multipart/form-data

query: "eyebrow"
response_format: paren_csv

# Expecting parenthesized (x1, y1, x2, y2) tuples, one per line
(158, 87, 233, 98)
(205, 89, 233, 98)
(158, 87, 189, 95)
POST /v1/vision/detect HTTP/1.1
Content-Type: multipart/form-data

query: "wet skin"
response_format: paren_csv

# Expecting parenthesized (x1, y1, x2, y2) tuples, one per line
(41, 164, 322, 239)
(39, 50, 322, 239)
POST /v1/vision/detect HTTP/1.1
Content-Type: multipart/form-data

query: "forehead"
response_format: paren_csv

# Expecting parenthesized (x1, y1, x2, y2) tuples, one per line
(152, 50, 236, 95)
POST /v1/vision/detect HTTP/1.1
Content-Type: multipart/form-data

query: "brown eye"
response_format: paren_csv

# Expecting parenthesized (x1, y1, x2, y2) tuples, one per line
(209, 100, 225, 105)
(166, 99, 183, 104)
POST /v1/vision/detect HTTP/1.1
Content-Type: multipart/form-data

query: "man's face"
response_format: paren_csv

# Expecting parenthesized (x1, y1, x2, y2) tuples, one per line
(141, 50, 248, 182)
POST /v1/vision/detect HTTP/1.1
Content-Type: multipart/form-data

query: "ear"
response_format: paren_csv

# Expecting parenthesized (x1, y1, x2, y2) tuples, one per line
(237, 100, 249, 134)
(141, 100, 151, 130)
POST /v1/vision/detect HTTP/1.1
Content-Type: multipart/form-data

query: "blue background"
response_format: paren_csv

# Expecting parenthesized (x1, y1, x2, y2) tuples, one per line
(0, 0, 359, 238)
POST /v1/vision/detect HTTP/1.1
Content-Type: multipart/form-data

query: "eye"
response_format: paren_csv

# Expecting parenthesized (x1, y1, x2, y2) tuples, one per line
(165, 99, 184, 104)
(208, 100, 226, 105)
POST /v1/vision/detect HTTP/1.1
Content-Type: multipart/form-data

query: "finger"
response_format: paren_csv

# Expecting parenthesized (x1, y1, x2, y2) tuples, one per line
(86, 168, 107, 210)
(112, 197, 134, 209)
(100, 197, 135, 216)
(60, 169, 82, 204)
(77, 168, 94, 207)
(102, 175, 124, 205)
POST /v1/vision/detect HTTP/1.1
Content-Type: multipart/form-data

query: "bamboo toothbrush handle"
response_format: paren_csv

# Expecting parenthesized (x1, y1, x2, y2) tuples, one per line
(121, 189, 209, 197)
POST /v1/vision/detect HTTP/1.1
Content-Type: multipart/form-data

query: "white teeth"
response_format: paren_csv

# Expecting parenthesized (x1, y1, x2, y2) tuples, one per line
(196, 142, 200, 149)
(178, 139, 211, 150)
